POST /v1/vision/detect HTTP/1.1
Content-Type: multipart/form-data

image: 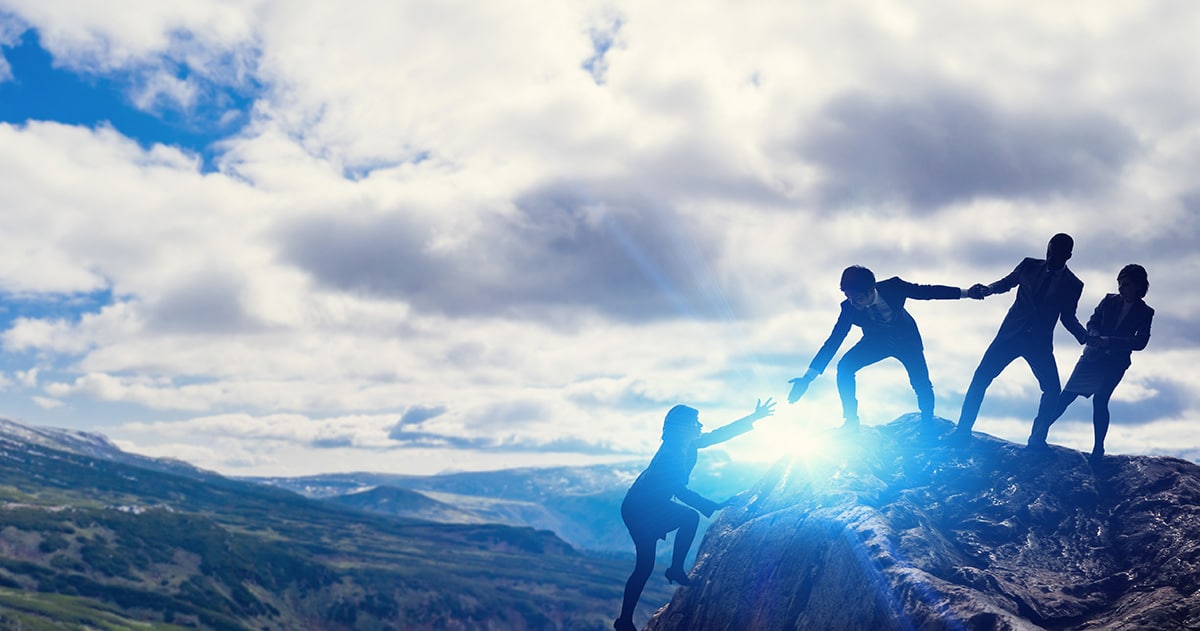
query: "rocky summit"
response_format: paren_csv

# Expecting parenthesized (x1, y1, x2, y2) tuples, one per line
(646, 414, 1200, 630)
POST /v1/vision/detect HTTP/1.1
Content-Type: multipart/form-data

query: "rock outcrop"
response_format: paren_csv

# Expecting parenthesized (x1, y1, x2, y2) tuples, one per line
(647, 415, 1200, 630)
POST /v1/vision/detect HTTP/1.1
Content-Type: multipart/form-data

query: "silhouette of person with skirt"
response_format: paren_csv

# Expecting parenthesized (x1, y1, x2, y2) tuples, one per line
(1027, 264, 1154, 462)
(614, 398, 775, 631)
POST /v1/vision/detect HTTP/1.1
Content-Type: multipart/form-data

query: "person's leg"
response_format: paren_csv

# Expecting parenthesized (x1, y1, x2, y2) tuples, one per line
(669, 509, 700, 574)
(895, 346, 934, 423)
(617, 537, 658, 625)
(1030, 390, 1081, 446)
(1025, 344, 1063, 436)
(1090, 379, 1121, 457)
(956, 338, 1020, 433)
(836, 341, 891, 425)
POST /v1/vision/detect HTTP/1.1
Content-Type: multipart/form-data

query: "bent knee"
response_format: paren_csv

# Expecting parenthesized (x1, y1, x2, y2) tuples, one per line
(679, 509, 699, 528)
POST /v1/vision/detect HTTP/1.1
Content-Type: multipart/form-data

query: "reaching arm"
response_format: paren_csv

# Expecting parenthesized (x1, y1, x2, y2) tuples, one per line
(984, 259, 1029, 296)
(1085, 298, 1105, 338)
(788, 306, 852, 403)
(807, 307, 853, 376)
(695, 398, 776, 449)
(895, 277, 965, 301)
(673, 487, 721, 517)
(1059, 282, 1088, 344)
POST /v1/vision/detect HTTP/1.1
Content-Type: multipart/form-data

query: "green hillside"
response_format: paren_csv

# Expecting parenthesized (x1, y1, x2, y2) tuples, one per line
(0, 436, 671, 629)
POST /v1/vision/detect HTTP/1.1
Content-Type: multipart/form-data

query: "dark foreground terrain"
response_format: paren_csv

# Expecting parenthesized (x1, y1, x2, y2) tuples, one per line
(649, 414, 1200, 630)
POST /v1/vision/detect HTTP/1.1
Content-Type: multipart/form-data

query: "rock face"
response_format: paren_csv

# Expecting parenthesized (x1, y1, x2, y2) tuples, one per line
(646, 415, 1200, 630)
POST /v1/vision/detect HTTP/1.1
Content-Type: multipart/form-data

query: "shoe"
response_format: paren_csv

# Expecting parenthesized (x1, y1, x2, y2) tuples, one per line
(614, 618, 637, 631)
(840, 418, 860, 431)
(941, 428, 971, 447)
(1089, 448, 1105, 464)
(664, 566, 694, 586)
(1026, 437, 1049, 451)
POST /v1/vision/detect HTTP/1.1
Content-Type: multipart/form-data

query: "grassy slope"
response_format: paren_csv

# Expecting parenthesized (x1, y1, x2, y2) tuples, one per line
(0, 439, 672, 630)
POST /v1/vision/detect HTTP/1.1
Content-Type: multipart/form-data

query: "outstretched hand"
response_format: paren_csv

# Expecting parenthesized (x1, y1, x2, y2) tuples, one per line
(786, 377, 811, 403)
(752, 397, 777, 420)
(967, 283, 990, 300)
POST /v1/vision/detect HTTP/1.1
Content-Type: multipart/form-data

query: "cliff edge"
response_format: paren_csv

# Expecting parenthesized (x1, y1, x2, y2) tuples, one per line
(647, 414, 1200, 630)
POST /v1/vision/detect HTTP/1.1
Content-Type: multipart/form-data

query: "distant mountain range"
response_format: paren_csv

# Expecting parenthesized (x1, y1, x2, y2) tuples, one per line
(249, 451, 771, 556)
(0, 416, 675, 629)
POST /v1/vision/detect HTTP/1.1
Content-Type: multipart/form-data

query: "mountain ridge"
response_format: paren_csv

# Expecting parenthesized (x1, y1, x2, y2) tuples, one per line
(251, 452, 769, 555)
(0, 415, 670, 629)
(647, 414, 1200, 630)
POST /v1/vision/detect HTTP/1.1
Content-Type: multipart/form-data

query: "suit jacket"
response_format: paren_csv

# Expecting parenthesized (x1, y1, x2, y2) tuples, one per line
(622, 417, 755, 518)
(807, 276, 961, 374)
(986, 257, 1087, 345)
(1080, 293, 1154, 366)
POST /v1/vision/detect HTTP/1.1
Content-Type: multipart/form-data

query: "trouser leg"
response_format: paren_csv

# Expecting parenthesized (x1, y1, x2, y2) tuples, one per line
(1026, 344, 1063, 432)
(836, 341, 891, 423)
(957, 338, 1020, 431)
(896, 346, 935, 422)
(1032, 390, 1080, 443)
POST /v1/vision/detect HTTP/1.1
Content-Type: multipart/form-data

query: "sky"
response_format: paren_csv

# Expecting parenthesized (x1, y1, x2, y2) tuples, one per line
(1, 1, 1198, 477)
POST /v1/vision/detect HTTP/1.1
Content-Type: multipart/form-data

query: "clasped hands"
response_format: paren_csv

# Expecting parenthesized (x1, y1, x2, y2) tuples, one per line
(966, 283, 991, 300)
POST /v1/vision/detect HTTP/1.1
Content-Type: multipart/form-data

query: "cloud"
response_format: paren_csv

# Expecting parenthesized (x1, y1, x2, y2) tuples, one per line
(278, 183, 732, 322)
(3, 0, 258, 110)
(2, 1, 1200, 477)
(380, 398, 638, 455)
(32, 395, 62, 409)
(143, 269, 264, 334)
(397, 404, 447, 427)
(799, 85, 1139, 209)
(0, 13, 24, 82)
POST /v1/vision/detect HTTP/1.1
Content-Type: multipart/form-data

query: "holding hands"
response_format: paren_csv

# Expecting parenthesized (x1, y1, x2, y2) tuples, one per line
(967, 283, 991, 300)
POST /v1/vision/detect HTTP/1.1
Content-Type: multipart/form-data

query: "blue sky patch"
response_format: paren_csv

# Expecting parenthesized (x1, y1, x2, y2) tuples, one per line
(0, 29, 259, 171)
(0, 287, 115, 333)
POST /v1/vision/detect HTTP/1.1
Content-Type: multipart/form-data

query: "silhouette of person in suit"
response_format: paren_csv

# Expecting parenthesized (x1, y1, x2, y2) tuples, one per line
(1027, 264, 1153, 462)
(786, 265, 978, 432)
(947, 233, 1088, 443)
(615, 398, 775, 631)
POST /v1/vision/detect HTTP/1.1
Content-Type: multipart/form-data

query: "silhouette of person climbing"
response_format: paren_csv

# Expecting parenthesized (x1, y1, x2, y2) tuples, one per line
(786, 266, 979, 433)
(947, 233, 1088, 444)
(1027, 264, 1154, 462)
(615, 398, 775, 631)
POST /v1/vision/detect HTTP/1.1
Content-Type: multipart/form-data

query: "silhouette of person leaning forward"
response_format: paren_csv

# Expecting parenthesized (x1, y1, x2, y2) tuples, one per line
(787, 265, 977, 433)
(614, 398, 775, 631)
(947, 233, 1088, 444)
(1027, 264, 1154, 463)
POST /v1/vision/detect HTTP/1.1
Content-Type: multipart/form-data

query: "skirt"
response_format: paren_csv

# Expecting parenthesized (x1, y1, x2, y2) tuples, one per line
(621, 498, 695, 544)
(1063, 351, 1128, 397)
